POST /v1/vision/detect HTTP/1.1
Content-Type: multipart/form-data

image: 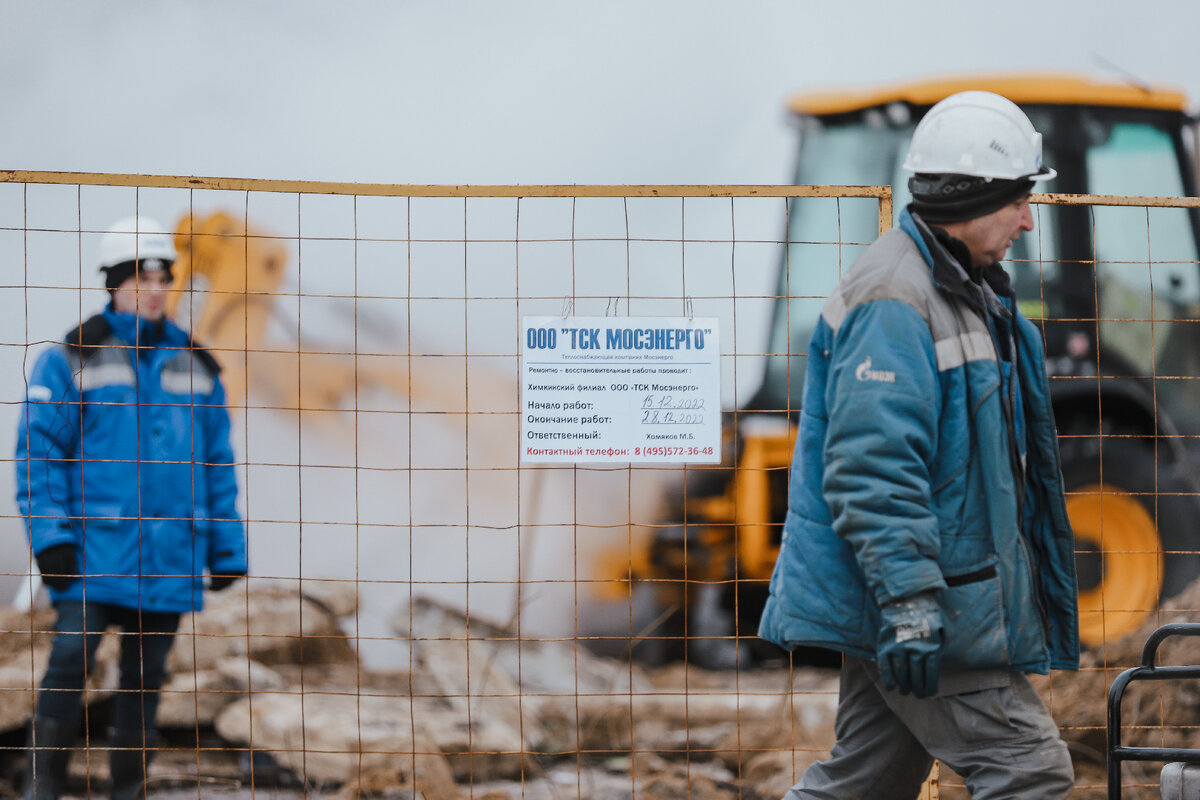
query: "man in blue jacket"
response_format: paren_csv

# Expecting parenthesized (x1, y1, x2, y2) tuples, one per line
(15, 216, 248, 800)
(758, 92, 1079, 798)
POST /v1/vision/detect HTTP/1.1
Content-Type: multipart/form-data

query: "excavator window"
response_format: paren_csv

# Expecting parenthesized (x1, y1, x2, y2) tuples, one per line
(757, 101, 1200, 421)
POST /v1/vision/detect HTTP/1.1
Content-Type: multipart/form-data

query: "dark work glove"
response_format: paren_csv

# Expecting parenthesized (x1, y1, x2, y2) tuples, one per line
(36, 544, 78, 592)
(877, 591, 944, 698)
(208, 571, 246, 592)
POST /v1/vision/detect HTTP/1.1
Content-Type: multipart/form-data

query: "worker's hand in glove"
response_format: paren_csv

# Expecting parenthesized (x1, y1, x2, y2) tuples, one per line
(36, 544, 78, 592)
(208, 571, 246, 592)
(877, 591, 944, 698)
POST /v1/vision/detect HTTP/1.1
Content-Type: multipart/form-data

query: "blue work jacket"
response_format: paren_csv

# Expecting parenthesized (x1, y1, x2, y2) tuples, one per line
(15, 307, 247, 614)
(758, 208, 1079, 674)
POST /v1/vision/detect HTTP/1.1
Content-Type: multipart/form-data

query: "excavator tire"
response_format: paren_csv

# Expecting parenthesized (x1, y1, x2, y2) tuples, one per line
(1059, 437, 1200, 648)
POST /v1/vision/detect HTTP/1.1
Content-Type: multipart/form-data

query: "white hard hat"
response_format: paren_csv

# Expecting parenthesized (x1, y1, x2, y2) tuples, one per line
(98, 215, 177, 271)
(903, 90, 1056, 182)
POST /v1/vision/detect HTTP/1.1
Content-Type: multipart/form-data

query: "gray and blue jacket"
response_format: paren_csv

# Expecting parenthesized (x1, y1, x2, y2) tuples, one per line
(16, 307, 247, 614)
(758, 207, 1079, 673)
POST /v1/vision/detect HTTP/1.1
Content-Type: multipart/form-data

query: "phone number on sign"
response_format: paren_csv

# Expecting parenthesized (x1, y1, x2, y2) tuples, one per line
(635, 446, 715, 457)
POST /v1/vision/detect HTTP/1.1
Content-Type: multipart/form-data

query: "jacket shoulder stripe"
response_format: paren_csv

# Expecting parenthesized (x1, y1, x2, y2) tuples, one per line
(161, 368, 215, 396)
(935, 331, 996, 371)
(74, 360, 135, 392)
(61, 340, 133, 392)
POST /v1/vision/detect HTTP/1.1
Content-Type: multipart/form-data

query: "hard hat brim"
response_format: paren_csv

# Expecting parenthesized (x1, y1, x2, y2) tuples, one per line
(1027, 165, 1057, 182)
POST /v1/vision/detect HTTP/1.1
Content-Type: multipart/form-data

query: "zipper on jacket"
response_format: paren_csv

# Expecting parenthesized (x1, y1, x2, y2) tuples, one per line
(985, 308, 1027, 528)
(914, 210, 1029, 527)
(993, 295, 1054, 645)
(909, 209, 1054, 648)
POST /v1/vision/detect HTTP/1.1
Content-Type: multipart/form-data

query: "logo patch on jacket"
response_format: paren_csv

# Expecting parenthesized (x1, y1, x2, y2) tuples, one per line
(855, 356, 896, 383)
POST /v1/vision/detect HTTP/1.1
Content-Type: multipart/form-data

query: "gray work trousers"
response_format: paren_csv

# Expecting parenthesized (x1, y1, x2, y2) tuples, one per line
(785, 656, 1074, 800)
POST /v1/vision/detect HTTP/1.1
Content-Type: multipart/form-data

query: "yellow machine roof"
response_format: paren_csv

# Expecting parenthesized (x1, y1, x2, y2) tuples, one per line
(789, 73, 1189, 117)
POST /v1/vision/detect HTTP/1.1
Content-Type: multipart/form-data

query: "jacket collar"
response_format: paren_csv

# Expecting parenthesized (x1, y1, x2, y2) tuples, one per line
(899, 206, 1012, 320)
(102, 306, 186, 349)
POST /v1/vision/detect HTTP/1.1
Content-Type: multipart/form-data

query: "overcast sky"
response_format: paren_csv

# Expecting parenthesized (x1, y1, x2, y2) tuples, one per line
(4, 1, 1199, 186)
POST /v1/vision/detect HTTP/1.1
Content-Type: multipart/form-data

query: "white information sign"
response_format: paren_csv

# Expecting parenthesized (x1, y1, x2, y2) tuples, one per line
(521, 316, 721, 463)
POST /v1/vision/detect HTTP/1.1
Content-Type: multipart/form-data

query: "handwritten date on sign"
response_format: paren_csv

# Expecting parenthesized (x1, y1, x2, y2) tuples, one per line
(641, 394, 705, 425)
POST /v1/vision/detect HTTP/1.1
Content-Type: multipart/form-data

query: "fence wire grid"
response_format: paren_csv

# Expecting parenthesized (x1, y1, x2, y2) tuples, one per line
(2, 172, 1200, 799)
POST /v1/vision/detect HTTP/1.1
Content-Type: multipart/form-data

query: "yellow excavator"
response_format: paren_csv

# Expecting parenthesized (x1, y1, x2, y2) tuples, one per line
(164, 212, 435, 417)
(622, 73, 1200, 667)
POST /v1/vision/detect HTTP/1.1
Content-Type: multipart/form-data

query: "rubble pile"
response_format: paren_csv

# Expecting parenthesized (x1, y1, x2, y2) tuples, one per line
(159, 578, 359, 729)
(1, 574, 1199, 798)
(0, 586, 840, 798)
(161, 573, 1200, 799)
(395, 600, 837, 795)
(31, 575, 1200, 799)
(188, 575, 1200, 799)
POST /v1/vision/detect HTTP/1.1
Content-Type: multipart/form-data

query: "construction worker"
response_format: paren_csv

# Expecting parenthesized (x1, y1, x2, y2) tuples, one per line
(15, 216, 248, 800)
(758, 91, 1079, 798)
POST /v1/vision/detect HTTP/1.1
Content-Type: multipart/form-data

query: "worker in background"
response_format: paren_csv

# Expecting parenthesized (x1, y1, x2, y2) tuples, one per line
(15, 216, 248, 800)
(758, 91, 1079, 799)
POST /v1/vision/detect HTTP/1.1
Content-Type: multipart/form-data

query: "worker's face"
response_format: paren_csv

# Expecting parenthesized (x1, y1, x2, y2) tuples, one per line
(944, 193, 1035, 268)
(111, 270, 170, 322)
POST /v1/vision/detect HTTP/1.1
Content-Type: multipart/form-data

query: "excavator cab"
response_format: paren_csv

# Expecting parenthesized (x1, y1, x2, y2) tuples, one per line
(634, 74, 1200, 667)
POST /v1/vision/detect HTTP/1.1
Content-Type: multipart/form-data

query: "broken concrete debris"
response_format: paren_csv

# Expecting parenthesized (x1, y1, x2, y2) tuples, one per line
(2, 579, 1192, 798)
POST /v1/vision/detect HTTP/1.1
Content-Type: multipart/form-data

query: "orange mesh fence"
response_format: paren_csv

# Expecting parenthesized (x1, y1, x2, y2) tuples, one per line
(0, 172, 1198, 799)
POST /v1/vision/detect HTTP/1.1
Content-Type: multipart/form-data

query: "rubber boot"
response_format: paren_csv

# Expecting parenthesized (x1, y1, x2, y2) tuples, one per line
(19, 717, 71, 800)
(108, 729, 155, 800)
